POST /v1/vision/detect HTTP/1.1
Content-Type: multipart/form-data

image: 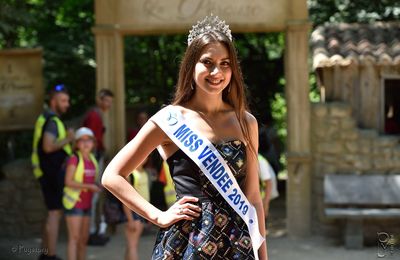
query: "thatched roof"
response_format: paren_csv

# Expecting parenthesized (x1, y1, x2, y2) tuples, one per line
(311, 22, 400, 69)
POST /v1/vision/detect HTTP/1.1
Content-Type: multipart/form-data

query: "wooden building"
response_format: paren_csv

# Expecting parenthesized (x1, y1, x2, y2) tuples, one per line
(310, 22, 400, 244)
(311, 22, 400, 133)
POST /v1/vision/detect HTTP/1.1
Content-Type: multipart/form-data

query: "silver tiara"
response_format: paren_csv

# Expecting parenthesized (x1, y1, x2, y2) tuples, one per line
(187, 15, 232, 46)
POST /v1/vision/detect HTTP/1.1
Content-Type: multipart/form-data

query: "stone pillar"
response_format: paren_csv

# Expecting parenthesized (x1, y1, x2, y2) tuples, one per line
(93, 28, 126, 156)
(285, 21, 312, 237)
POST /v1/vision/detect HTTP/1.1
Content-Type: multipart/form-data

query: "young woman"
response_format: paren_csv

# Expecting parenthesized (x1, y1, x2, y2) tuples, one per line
(102, 15, 268, 259)
(64, 127, 101, 260)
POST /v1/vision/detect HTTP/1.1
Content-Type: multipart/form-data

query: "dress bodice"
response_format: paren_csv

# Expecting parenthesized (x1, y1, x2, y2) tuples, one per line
(153, 139, 255, 260)
(166, 140, 247, 201)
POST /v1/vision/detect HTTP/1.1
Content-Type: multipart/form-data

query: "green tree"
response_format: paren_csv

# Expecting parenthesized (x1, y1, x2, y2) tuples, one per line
(123, 33, 284, 122)
(1, 0, 398, 169)
(0, 0, 96, 168)
(0, 0, 35, 48)
(30, 0, 96, 117)
(309, 0, 400, 27)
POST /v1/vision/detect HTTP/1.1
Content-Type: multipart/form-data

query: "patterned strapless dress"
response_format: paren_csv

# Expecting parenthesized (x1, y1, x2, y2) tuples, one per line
(152, 140, 255, 260)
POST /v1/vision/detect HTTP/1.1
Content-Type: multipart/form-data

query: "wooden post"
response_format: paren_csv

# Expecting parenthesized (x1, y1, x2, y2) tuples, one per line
(93, 28, 126, 157)
(285, 20, 312, 237)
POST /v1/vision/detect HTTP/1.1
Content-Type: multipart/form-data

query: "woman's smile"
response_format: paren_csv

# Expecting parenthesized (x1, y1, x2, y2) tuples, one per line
(194, 42, 232, 94)
(206, 77, 224, 86)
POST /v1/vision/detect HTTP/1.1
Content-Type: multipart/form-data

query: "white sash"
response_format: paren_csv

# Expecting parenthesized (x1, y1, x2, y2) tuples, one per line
(151, 105, 264, 258)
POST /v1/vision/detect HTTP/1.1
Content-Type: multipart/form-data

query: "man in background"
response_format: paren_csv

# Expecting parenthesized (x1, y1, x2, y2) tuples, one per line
(32, 84, 74, 260)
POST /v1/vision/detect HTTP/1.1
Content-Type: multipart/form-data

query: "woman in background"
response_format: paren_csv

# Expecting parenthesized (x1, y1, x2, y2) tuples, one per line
(123, 158, 150, 260)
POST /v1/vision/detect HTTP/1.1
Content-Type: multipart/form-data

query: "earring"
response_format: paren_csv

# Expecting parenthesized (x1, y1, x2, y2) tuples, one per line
(228, 84, 231, 93)
(191, 83, 195, 90)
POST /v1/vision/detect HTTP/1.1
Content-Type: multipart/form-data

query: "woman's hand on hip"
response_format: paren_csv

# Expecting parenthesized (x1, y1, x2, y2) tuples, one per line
(156, 196, 202, 228)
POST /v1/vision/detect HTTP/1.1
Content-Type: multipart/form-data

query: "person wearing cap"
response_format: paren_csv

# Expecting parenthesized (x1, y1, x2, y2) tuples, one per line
(63, 127, 101, 260)
(32, 84, 74, 260)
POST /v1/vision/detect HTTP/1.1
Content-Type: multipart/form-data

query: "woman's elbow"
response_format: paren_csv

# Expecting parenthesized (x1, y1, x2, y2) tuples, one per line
(101, 173, 110, 189)
(101, 169, 114, 190)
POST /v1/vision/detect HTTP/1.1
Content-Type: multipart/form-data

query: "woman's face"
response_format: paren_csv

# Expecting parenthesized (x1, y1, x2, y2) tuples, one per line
(193, 42, 232, 95)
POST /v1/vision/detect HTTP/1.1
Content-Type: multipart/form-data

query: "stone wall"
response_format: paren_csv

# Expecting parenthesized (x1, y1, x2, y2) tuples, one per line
(0, 159, 46, 238)
(311, 102, 400, 243)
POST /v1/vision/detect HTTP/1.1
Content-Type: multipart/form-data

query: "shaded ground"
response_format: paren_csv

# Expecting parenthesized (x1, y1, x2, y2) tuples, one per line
(0, 194, 392, 259)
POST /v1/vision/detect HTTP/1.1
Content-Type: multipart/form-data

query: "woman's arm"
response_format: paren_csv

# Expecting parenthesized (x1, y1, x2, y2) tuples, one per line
(102, 120, 201, 228)
(244, 112, 268, 260)
(65, 160, 100, 192)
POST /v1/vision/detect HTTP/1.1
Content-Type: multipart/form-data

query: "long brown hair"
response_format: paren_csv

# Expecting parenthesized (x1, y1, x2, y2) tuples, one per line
(172, 31, 256, 157)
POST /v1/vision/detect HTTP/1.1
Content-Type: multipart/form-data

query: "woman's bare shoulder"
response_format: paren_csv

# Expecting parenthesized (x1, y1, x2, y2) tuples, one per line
(171, 104, 196, 115)
(244, 111, 258, 128)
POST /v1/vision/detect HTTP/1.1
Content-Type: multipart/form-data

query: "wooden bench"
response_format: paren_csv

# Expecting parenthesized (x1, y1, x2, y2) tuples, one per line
(324, 174, 400, 249)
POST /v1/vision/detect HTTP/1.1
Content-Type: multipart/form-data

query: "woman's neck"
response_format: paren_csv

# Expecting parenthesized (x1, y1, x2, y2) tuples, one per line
(189, 91, 226, 115)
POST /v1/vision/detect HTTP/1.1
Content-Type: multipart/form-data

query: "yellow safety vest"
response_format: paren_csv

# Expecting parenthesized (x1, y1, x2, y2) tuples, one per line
(161, 161, 177, 207)
(131, 169, 150, 202)
(31, 113, 73, 179)
(63, 151, 99, 209)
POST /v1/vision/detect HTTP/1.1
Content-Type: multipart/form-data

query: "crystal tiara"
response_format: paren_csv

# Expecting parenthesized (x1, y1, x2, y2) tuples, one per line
(187, 14, 232, 46)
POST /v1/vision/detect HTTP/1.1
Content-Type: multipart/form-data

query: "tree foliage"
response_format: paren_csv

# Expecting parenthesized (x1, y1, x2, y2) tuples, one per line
(123, 33, 283, 122)
(309, 0, 400, 27)
(0, 0, 398, 167)
(0, 0, 34, 48)
(1, 0, 96, 118)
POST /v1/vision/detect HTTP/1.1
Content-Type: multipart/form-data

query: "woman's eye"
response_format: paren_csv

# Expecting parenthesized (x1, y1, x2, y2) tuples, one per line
(201, 59, 212, 65)
(221, 61, 230, 67)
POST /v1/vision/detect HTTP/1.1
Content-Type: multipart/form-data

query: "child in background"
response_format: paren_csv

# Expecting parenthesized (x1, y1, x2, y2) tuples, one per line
(63, 127, 101, 260)
(123, 158, 150, 260)
(258, 153, 279, 234)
